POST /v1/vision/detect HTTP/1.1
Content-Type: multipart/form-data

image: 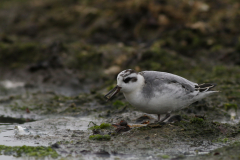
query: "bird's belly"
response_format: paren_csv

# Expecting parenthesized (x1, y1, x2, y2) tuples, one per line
(125, 92, 193, 114)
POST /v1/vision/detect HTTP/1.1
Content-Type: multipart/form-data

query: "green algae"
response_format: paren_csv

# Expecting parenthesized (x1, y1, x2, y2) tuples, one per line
(161, 155, 170, 159)
(112, 100, 126, 108)
(0, 42, 46, 68)
(213, 138, 229, 143)
(0, 145, 58, 158)
(88, 122, 113, 130)
(190, 117, 205, 126)
(173, 115, 239, 139)
(224, 103, 238, 112)
(89, 134, 111, 141)
(0, 116, 33, 124)
(137, 126, 152, 131)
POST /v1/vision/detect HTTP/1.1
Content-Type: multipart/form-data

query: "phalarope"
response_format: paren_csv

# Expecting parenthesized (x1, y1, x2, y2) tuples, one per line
(105, 69, 218, 122)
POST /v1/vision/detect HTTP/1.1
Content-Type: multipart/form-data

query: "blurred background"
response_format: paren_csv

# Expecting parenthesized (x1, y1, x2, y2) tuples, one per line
(0, 0, 239, 114)
(0, 1, 240, 76)
(0, 0, 239, 105)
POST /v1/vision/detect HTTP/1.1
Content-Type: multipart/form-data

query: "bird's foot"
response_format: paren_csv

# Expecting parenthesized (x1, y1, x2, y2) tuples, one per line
(157, 113, 171, 122)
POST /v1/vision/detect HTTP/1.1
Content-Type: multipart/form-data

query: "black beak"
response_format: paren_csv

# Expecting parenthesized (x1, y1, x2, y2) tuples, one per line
(104, 85, 121, 101)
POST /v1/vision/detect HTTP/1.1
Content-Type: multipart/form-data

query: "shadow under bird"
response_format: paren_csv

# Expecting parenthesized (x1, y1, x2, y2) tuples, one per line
(105, 69, 218, 122)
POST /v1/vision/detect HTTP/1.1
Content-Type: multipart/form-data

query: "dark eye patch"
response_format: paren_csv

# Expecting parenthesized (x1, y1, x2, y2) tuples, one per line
(123, 77, 138, 83)
(131, 77, 137, 82)
(123, 77, 132, 83)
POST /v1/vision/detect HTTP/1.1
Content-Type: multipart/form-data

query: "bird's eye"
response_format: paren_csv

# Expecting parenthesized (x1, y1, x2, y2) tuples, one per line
(123, 77, 132, 83)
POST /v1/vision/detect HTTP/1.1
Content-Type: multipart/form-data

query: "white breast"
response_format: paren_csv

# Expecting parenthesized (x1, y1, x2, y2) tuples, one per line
(123, 86, 198, 114)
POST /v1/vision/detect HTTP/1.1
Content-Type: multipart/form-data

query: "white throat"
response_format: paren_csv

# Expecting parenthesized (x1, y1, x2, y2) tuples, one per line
(118, 74, 145, 94)
(121, 74, 145, 106)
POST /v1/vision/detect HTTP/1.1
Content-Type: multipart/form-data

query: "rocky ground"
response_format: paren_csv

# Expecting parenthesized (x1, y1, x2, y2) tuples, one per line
(0, 0, 240, 159)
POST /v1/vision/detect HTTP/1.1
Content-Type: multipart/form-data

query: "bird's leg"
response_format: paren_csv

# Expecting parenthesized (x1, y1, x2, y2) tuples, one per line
(159, 113, 171, 122)
(157, 114, 160, 122)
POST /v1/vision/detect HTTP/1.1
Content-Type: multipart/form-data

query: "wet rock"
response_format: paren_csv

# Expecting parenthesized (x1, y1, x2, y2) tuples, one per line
(195, 114, 205, 119)
(135, 115, 153, 124)
(71, 134, 80, 137)
(183, 152, 191, 155)
(95, 150, 110, 158)
(145, 136, 150, 140)
(28, 61, 48, 72)
(73, 130, 84, 134)
(116, 106, 127, 113)
(167, 115, 182, 123)
(34, 135, 40, 139)
(136, 144, 147, 149)
(115, 126, 131, 133)
(59, 150, 68, 154)
(28, 56, 63, 72)
(24, 83, 36, 88)
(80, 150, 91, 155)
(0, 116, 32, 124)
(92, 129, 101, 135)
(51, 143, 60, 149)
(214, 152, 220, 155)
(113, 120, 131, 133)
(119, 120, 128, 126)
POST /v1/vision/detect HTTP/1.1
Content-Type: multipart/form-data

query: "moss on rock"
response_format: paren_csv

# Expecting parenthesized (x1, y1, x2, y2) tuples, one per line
(88, 123, 113, 130)
(0, 145, 58, 158)
(89, 134, 111, 141)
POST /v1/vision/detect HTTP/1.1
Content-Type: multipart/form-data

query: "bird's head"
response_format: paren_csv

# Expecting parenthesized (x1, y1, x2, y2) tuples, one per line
(104, 69, 144, 101)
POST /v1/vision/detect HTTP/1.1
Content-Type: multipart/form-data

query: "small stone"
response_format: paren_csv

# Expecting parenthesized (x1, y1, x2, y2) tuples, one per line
(136, 144, 146, 149)
(95, 150, 110, 157)
(80, 150, 91, 155)
(51, 143, 60, 149)
(145, 136, 150, 140)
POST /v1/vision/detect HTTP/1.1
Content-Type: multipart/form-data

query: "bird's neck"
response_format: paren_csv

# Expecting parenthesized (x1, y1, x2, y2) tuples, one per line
(123, 75, 145, 103)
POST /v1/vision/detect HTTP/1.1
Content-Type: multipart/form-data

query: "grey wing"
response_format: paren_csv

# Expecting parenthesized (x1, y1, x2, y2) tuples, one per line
(140, 71, 197, 98)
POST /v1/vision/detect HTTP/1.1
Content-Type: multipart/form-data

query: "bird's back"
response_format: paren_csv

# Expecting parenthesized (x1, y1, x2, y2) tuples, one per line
(129, 71, 217, 114)
(140, 71, 197, 97)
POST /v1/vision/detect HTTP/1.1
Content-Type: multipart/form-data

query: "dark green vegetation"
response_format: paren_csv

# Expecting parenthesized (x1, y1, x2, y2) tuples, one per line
(89, 134, 111, 141)
(174, 117, 240, 139)
(0, 115, 34, 124)
(0, 0, 240, 76)
(88, 122, 113, 130)
(135, 116, 240, 141)
(0, 145, 58, 158)
(0, 0, 240, 159)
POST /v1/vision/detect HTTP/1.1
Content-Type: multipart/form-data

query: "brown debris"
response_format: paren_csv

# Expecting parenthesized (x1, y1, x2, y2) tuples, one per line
(112, 120, 131, 133)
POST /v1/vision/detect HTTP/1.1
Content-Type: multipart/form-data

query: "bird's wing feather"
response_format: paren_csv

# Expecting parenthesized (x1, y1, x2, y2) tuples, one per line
(140, 71, 197, 98)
